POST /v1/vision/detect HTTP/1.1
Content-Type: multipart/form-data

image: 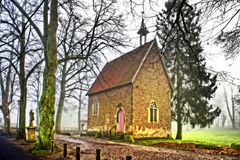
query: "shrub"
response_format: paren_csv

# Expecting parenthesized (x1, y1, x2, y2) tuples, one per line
(125, 135, 134, 143)
(87, 131, 97, 137)
(231, 143, 240, 150)
(119, 134, 125, 140)
(95, 132, 102, 138)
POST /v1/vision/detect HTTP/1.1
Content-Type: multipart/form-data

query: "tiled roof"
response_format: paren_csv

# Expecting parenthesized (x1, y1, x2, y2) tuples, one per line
(87, 41, 154, 95)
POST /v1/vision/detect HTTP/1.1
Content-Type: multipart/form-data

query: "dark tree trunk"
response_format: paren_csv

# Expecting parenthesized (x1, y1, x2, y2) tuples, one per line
(175, 53, 182, 140)
(231, 96, 236, 129)
(175, 83, 182, 140)
(55, 62, 67, 133)
(17, 22, 27, 139)
(2, 107, 10, 134)
(176, 104, 182, 140)
(17, 81, 27, 139)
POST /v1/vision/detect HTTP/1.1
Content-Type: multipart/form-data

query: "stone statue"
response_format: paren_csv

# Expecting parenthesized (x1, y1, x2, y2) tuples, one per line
(29, 109, 34, 127)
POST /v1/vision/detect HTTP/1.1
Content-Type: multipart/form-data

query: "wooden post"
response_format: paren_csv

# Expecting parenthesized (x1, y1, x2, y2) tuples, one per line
(76, 146, 80, 160)
(51, 140, 54, 153)
(63, 143, 67, 159)
(96, 149, 101, 160)
(126, 155, 132, 160)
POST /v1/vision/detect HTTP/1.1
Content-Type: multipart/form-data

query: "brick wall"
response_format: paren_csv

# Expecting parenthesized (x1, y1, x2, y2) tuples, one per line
(132, 45, 172, 138)
(87, 85, 133, 133)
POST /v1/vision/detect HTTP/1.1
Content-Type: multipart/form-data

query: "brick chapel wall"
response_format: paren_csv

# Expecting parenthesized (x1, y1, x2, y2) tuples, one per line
(132, 44, 172, 138)
(87, 85, 133, 133)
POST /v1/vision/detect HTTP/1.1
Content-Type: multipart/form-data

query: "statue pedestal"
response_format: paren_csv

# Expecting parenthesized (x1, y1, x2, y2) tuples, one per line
(26, 126, 36, 143)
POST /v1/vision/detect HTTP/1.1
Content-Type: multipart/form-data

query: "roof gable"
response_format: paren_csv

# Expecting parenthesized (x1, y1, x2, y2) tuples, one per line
(87, 40, 172, 95)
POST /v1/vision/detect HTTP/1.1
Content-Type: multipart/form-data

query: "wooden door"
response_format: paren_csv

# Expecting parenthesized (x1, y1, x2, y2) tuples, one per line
(118, 110, 124, 132)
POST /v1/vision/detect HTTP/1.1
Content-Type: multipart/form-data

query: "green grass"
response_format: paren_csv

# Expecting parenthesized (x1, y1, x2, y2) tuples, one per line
(134, 129, 240, 147)
(176, 129, 240, 146)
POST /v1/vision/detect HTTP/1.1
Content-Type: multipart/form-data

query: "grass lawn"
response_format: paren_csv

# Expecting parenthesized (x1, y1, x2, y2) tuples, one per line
(174, 129, 240, 146)
(134, 129, 240, 147)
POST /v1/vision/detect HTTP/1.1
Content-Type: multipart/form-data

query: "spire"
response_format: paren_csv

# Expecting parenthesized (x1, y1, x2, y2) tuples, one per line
(137, 11, 149, 46)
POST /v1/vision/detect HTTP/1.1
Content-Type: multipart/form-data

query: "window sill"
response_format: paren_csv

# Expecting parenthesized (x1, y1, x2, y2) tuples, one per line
(149, 121, 158, 123)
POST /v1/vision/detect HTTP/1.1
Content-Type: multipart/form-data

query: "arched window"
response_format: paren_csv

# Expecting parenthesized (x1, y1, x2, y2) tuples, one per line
(92, 97, 99, 116)
(150, 102, 157, 122)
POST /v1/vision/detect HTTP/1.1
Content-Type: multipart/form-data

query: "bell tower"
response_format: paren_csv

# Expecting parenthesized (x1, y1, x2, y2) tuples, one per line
(137, 12, 149, 46)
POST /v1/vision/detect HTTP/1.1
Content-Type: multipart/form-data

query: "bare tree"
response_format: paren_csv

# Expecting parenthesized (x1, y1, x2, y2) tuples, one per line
(9, 0, 127, 150)
(196, 1, 240, 59)
(0, 55, 16, 134)
(0, 0, 43, 139)
(9, 0, 58, 149)
(221, 113, 227, 128)
(224, 87, 237, 129)
(54, 0, 127, 133)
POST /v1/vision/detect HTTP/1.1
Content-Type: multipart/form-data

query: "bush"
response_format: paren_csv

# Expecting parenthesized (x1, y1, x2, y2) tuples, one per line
(95, 132, 102, 138)
(87, 131, 97, 137)
(125, 135, 134, 143)
(231, 143, 240, 150)
(119, 134, 125, 140)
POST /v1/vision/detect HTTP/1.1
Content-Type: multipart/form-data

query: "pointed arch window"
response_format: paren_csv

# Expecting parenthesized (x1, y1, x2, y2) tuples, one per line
(150, 102, 157, 122)
(92, 97, 99, 116)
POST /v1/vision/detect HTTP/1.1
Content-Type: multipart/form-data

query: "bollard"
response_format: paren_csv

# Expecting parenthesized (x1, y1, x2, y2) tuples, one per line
(96, 148, 101, 160)
(63, 143, 67, 159)
(126, 155, 132, 160)
(76, 146, 80, 160)
(51, 140, 54, 153)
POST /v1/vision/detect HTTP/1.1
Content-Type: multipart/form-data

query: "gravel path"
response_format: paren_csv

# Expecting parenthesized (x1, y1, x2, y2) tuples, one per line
(0, 134, 239, 160)
(55, 135, 240, 160)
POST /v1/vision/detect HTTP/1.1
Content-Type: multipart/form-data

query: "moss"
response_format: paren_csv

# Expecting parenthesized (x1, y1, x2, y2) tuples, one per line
(32, 143, 61, 155)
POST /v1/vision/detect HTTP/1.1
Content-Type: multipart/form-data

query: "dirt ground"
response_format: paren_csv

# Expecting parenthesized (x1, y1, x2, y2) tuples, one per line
(4, 135, 240, 160)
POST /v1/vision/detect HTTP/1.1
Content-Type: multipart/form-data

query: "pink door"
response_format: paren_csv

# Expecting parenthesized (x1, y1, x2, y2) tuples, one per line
(118, 110, 124, 132)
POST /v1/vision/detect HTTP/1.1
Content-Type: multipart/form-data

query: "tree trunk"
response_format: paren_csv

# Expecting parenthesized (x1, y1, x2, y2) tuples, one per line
(35, 0, 58, 150)
(36, 69, 41, 128)
(175, 53, 182, 140)
(224, 88, 236, 129)
(17, 82, 27, 139)
(176, 101, 182, 139)
(175, 90, 182, 139)
(2, 107, 10, 134)
(231, 95, 236, 129)
(55, 62, 67, 133)
(1, 62, 12, 135)
(17, 15, 27, 139)
(78, 84, 82, 132)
